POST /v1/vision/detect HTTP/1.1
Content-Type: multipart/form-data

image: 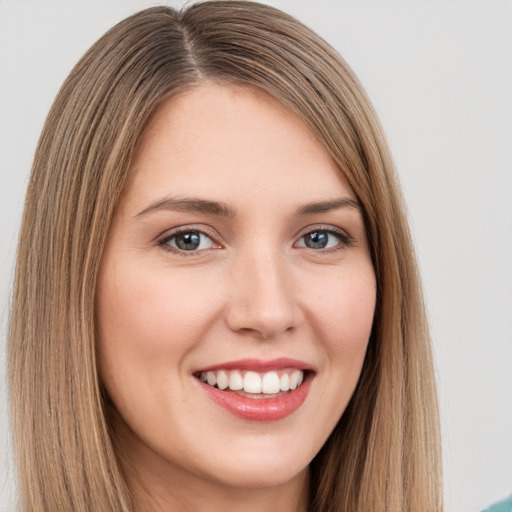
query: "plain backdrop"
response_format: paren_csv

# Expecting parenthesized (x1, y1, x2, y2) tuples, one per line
(1, 1, 511, 511)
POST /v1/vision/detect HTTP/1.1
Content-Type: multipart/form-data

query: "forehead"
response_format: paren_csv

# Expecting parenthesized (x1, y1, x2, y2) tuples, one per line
(122, 82, 355, 212)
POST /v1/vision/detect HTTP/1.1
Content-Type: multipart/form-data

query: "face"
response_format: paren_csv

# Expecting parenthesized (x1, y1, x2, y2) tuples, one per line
(97, 83, 376, 499)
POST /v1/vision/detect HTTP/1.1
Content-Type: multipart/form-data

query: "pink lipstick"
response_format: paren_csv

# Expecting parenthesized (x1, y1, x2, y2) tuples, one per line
(194, 358, 314, 421)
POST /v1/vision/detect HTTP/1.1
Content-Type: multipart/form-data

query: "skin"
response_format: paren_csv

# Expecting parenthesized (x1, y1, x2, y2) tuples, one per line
(97, 82, 376, 512)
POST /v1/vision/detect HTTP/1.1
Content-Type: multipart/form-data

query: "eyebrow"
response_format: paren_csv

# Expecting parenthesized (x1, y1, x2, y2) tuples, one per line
(135, 197, 237, 218)
(295, 197, 361, 215)
(135, 195, 360, 219)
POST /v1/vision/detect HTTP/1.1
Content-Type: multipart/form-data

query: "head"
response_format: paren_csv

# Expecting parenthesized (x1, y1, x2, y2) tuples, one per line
(8, 2, 442, 512)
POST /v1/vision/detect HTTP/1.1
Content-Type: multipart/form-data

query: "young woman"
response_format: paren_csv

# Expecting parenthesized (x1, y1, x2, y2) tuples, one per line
(8, 2, 442, 511)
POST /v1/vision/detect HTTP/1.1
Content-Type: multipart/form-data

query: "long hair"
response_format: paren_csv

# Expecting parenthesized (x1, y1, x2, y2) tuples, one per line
(8, 2, 443, 511)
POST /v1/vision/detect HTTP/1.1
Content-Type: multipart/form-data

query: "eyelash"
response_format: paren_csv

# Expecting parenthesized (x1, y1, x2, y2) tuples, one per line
(158, 227, 219, 256)
(158, 225, 354, 256)
(295, 225, 354, 252)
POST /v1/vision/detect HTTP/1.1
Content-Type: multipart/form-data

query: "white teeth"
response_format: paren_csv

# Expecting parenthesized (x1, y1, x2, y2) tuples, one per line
(199, 368, 305, 394)
(217, 370, 229, 390)
(289, 370, 300, 390)
(280, 373, 290, 391)
(261, 371, 281, 394)
(206, 371, 217, 387)
(229, 370, 243, 390)
(244, 371, 262, 393)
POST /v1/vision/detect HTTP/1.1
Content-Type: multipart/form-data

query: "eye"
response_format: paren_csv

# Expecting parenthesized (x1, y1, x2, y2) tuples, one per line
(295, 228, 351, 250)
(160, 229, 217, 252)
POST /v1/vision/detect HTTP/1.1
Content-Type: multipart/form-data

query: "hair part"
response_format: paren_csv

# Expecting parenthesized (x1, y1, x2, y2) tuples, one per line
(8, 2, 443, 511)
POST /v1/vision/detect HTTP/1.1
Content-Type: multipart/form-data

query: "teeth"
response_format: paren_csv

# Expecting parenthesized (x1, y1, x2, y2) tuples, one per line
(280, 373, 290, 391)
(261, 371, 280, 394)
(206, 371, 216, 387)
(229, 371, 243, 390)
(289, 370, 300, 390)
(199, 368, 305, 394)
(217, 370, 229, 390)
(244, 371, 261, 393)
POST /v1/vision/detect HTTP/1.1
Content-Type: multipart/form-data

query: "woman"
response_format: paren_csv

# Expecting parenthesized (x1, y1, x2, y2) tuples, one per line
(8, 2, 442, 511)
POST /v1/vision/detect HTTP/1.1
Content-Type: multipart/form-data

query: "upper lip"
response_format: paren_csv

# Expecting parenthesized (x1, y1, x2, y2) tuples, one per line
(196, 357, 314, 373)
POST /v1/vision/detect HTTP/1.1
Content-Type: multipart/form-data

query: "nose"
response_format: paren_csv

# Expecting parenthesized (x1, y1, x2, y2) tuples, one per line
(225, 249, 303, 340)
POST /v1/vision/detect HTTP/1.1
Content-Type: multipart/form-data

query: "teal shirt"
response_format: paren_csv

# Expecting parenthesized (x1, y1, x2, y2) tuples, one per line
(482, 495, 512, 512)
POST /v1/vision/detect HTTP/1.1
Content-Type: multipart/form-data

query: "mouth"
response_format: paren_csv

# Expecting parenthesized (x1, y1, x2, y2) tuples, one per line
(196, 368, 305, 397)
(193, 359, 314, 421)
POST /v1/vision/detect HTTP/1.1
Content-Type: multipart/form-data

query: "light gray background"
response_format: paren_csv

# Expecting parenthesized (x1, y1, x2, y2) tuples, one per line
(1, 1, 511, 511)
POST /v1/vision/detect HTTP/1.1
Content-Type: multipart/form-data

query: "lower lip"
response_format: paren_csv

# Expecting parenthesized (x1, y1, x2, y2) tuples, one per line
(197, 375, 313, 422)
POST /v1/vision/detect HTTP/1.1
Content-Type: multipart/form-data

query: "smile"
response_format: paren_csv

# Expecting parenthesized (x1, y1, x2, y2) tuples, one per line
(198, 368, 304, 396)
(194, 359, 314, 421)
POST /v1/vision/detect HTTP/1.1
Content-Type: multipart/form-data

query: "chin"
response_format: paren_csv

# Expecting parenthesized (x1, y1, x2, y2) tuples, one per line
(192, 441, 312, 490)
(202, 459, 309, 490)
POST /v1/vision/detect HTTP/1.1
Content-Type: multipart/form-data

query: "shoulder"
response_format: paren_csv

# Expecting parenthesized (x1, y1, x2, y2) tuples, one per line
(482, 495, 512, 512)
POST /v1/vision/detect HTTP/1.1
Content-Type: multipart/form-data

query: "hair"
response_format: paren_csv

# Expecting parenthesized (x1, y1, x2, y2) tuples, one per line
(8, 2, 443, 511)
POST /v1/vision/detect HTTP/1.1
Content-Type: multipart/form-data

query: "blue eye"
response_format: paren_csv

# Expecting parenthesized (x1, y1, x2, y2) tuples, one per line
(161, 230, 216, 252)
(296, 229, 350, 250)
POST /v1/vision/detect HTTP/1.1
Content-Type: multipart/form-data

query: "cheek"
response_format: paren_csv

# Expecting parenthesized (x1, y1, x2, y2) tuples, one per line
(95, 259, 224, 400)
(301, 260, 376, 419)
(292, 261, 376, 450)
(98, 262, 216, 350)
(307, 265, 376, 358)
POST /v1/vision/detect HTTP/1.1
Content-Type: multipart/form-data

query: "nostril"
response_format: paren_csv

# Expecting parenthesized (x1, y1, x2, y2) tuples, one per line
(231, 324, 295, 341)
(225, 303, 302, 340)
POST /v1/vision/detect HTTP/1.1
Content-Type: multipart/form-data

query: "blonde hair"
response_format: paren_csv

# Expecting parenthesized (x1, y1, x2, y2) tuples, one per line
(8, 2, 443, 511)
